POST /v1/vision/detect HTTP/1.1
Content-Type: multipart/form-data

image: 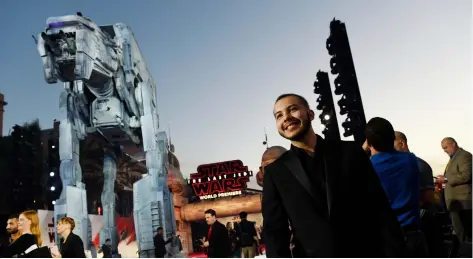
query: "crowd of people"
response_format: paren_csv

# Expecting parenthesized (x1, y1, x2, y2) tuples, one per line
(2, 209, 185, 258)
(259, 93, 471, 258)
(1, 210, 88, 257)
(193, 93, 472, 258)
(153, 226, 184, 257)
(193, 210, 264, 258)
(2, 92, 471, 258)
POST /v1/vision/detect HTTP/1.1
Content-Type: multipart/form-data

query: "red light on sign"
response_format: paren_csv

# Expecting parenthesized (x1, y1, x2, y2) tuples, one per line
(189, 160, 253, 200)
(98, 207, 102, 215)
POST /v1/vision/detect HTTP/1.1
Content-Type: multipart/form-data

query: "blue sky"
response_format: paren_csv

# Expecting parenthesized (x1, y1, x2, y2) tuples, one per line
(0, 0, 471, 189)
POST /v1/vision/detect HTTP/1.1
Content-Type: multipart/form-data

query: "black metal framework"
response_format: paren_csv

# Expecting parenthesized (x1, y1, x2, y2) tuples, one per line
(313, 70, 341, 141)
(326, 18, 367, 145)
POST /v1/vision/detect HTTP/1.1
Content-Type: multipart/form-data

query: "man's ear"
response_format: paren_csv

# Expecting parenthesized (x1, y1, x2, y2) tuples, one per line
(308, 110, 315, 121)
(401, 140, 407, 149)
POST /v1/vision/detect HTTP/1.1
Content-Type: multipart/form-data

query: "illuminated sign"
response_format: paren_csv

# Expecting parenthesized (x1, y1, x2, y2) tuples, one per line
(188, 160, 253, 200)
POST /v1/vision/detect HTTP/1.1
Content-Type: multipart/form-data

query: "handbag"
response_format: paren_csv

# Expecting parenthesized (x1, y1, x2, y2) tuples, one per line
(18, 245, 52, 258)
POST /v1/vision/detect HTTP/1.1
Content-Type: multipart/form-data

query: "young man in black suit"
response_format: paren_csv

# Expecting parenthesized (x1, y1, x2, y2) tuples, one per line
(200, 209, 230, 258)
(262, 93, 406, 257)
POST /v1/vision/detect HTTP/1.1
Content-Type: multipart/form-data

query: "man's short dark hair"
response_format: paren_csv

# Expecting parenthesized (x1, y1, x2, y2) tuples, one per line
(275, 93, 309, 108)
(204, 209, 216, 217)
(157, 227, 163, 231)
(8, 214, 19, 220)
(239, 212, 248, 219)
(365, 117, 395, 153)
(106, 238, 111, 242)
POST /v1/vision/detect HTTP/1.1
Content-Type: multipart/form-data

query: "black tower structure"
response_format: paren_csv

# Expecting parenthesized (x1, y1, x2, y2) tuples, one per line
(313, 70, 340, 141)
(326, 18, 367, 144)
(47, 137, 61, 208)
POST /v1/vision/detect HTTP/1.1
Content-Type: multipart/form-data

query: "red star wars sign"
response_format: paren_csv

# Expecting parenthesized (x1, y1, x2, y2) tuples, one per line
(188, 160, 253, 200)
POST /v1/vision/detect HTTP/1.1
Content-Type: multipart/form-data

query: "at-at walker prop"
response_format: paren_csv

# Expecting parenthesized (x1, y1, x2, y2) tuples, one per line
(36, 12, 178, 257)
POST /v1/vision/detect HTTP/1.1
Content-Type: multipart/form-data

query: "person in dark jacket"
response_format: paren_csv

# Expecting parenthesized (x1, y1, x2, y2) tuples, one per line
(263, 94, 406, 257)
(227, 222, 241, 258)
(6, 214, 21, 244)
(364, 118, 426, 257)
(50, 217, 86, 258)
(2, 210, 49, 258)
(2, 234, 38, 258)
(98, 239, 112, 258)
(239, 212, 258, 258)
(200, 209, 230, 258)
(153, 227, 172, 258)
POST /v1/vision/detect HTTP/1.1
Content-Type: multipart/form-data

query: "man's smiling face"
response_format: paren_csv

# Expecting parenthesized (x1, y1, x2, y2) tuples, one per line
(273, 95, 314, 141)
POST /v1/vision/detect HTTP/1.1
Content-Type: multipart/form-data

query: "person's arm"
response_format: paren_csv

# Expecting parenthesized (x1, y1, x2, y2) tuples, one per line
(418, 159, 434, 207)
(262, 164, 291, 258)
(251, 223, 259, 245)
(354, 146, 407, 257)
(235, 223, 241, 242)
(74, 236, 86, 258)
(448, 152, 472, 186)
(419, 160, 434, 190)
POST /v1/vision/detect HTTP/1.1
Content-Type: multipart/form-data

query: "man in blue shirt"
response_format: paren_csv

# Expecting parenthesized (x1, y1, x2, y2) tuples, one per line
(364, 117, 420, 229)
(363, 118, 428, 256)
(394, 131, 448, 257)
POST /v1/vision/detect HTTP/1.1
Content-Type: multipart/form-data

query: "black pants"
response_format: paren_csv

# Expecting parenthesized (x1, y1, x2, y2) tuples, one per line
(451, 209, 472, 243)
(403, 223, 428, 258)
(420, 209, 449, 257)
(459, 210, 472, 240)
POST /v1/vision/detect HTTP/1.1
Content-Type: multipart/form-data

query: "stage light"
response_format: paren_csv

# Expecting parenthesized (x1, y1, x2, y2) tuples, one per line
(52, 145, 56, 149)
(313, 70, 340, 140)
(50, 186, 55, 191)
(52, 200, 56, 205)
(326, 19, 367, 143)
(50, 172, 55, 177)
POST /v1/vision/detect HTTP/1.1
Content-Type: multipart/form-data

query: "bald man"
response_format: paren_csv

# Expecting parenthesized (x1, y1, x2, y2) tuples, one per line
(394, 131, 434, 206)
(262, 146, 287, 168)
(395, 132, 448, 257)
(441, 137, 472, 244)
(256, 146, 287, 187)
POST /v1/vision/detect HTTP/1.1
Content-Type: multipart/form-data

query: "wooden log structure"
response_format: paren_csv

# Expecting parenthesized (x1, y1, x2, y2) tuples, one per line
(180, 194, 262, 222)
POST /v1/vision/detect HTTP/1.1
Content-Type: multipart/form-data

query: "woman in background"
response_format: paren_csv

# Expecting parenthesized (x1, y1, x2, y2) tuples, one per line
(1, 210, 43, 257)
(50, 217, 86, 258)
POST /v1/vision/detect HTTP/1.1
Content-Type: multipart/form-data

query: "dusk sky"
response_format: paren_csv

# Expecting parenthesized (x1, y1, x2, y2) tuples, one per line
(0, 0, 471, 189)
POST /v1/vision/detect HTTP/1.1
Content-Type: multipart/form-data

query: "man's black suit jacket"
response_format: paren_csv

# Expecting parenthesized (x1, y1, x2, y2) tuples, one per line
(262, 136, 407, 257)
(207, 220, 231, 258)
